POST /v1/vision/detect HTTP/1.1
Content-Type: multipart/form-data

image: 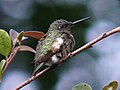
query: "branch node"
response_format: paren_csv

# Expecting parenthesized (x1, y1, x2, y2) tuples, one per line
(69, 53, 73, 58)
(90, 45, 93, 48)
(102, 32, 107, 37)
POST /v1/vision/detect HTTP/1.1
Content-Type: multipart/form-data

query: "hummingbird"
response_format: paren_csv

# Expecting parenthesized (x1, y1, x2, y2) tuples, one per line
(32, 17, 90, 75)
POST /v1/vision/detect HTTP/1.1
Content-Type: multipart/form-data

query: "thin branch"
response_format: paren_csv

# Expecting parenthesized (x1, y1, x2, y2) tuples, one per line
(15, 26, 120, 90)
(2, 39, 19, 74)
(15, 67, 51, 90)
(64, 26, 120, 60)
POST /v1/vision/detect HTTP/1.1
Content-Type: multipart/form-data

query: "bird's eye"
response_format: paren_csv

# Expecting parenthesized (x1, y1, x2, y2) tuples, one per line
(58, 25, 63, 29)
(59, 24, 68, 29)
(58, 26, 61, 29)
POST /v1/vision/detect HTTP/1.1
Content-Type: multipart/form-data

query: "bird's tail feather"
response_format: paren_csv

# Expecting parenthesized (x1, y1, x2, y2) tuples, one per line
(32, 62, 48, 76)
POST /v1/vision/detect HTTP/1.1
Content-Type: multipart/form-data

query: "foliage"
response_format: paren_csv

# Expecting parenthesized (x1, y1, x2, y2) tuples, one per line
(0, 29, 11, 57)
(72, 83, 92, 90)
(0, 29, 45, 81)
(0, 59, 6, 81)
(102, 81, 118, 90)
(72, 81, 118, 90)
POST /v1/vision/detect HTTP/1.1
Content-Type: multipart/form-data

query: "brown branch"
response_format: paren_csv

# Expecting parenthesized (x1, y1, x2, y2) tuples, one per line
(64, 26, 120, 60)
(2, 39, 19, 74)
(15, 26, 120, 90)
(15, 67, 51, 90)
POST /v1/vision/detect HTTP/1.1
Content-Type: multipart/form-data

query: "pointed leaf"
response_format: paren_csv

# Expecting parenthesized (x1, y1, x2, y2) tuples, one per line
(0, 29, 12, 57)
(0, 59, 6, 71)
(24, 31, 45, 39)
(9, 29, 19, 42)
(0, 71, 1, 82)
(0, 59, 6, 81)
(17, 31, 24, 42)
(102, 81, 118, 90)
(9, 29, 28, 43)
(15, 45, 36, 53)
(72, 83, 92, 90)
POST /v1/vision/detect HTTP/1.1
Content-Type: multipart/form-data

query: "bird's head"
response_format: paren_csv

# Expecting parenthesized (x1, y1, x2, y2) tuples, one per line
(49, 17, 90, 32)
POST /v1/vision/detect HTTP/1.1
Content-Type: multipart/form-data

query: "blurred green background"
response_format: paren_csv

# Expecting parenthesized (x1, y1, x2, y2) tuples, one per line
(0, 0, 120, 90)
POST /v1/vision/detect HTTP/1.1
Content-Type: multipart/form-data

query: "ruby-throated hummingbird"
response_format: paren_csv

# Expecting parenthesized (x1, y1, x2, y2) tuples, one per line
(32, 17, 90, 75)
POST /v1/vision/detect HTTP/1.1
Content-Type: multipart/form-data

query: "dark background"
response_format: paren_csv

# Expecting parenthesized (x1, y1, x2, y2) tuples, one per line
(0, 0, 120, 90)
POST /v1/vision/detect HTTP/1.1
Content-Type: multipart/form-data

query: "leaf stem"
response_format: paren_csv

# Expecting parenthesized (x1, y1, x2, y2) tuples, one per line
(15, 67, 51, 90)
(2, 38, 19, 74)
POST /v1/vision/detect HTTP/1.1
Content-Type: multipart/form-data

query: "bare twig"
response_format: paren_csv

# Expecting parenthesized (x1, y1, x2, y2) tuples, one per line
(15, 27, 120, 90)
(64, 27, 120, 60)
(15, 67, 51, 90)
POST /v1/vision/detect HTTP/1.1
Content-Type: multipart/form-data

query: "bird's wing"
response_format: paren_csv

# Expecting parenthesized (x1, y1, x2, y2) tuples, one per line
(34, 36, 64, 67)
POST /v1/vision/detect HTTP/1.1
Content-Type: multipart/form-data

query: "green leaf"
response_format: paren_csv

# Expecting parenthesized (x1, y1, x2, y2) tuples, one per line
(17, 31, 24, 42)
(0, 29, 12, 57)
(0, 59, 6, 71)
(0, 59, 6, 81)
(102, 81, 118, 90)
(72, 83, 92, 90)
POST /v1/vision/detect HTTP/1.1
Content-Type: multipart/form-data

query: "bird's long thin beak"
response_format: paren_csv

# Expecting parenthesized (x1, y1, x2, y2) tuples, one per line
(72, 16, 90, 25)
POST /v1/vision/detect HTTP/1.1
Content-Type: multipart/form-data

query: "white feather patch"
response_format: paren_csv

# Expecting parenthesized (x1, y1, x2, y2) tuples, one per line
(46, 55, 59, 66)
(51, 55, 58, 63)
(108, 87, 113, 90)
(52, 38, 63, 53)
